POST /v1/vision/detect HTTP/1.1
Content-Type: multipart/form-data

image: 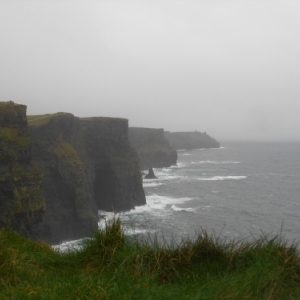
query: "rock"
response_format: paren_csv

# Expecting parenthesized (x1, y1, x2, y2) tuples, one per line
(0, 102, 45, 238)
(164, 131, 220, 150)
(129, 127, 177, 170)
(81, 117, 146, 212)
(29, 113, 98, 243)
(28, 114, 146, 244)
(145, 168, 157, 179)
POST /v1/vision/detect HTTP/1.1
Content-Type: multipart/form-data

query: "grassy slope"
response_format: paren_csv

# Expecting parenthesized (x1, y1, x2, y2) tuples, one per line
(27, 113, 66, 126)
(1, 219, 300, 300)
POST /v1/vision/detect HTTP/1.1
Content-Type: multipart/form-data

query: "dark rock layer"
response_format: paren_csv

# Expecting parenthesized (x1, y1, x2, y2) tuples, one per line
(164, 131, 220, 150)
(81, 118, 145, 212)
(129, 127, 177, 170)
(145, 168, 157, 179)
(0, 102, 45, 237)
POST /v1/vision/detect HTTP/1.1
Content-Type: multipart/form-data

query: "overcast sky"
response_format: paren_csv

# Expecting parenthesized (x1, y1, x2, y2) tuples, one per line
(1, 1, 300, 141)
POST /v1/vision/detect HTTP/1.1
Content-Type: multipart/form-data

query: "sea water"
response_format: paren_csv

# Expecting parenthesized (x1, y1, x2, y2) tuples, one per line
(55, 142, 300, 251)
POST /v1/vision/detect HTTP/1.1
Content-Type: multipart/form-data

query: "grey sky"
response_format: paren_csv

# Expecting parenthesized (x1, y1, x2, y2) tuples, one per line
(1, 1, 300, 141)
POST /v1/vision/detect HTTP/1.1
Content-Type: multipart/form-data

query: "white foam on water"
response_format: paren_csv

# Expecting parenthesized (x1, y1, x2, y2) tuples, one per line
(171, 205, 196, 213)
(123, 194, 193, 216)
(98, 211, 120, 229)
(143, 182, 164, 188)
(201, 205, 211, 210)
(192, 160, 240, 165)
(147, 194, 193, 207)
(123, 227, 158, 236)
(197, 176, 247, 181)
(212, 146, 227, 149)
(152, 171, 184, 181)
(53, 237, 91, 253)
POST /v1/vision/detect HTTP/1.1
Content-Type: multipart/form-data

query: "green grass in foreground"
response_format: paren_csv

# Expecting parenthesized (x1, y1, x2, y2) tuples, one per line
(1, 219, 300, 300)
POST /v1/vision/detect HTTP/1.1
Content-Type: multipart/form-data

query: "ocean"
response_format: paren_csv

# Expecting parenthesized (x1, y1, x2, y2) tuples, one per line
(56, 142, 300, 251)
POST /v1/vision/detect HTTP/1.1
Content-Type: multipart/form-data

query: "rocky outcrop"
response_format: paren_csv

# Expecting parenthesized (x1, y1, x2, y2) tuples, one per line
(28, 114, 145, 244)
(81, 118, 145, 212)
(128, 127, 177, 170)
(164, 131, 220, 150)
(0, 102, 45, 237)
(145, 168, 157, 179)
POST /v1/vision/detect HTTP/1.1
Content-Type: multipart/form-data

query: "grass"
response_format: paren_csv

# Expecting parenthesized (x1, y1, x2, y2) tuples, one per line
(1, 219, 300, 299)
(27, 113, 66, 126)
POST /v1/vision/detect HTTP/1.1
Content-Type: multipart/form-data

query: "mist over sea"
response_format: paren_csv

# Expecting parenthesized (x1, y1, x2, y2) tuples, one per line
(57, 142, 300, 251)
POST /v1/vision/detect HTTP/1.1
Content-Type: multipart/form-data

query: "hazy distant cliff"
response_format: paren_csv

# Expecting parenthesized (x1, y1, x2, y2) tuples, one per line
(28, 114, 145, 244)
(164, 131, 220, 150)
(129, 127, 177, 170)
(0, 102, 45, 237)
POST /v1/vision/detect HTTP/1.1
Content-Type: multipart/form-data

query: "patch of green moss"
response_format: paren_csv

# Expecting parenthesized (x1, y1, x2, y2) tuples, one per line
(27, 114, 50, 121)
(52, 139, 83, 165)
(0, 127, 31, 147)
(0, 163, 45, 226)
(13, 185, 45, 214)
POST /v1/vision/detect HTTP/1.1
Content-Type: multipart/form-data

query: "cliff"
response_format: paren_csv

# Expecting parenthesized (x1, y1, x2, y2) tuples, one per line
(164, 131, 220, 150)
(81, 118, 145, 212)
(0, 102, 45, 237)
(28, 114, 145, 244)
(128, 127, 177, 170)
(29, 113, 98, 243)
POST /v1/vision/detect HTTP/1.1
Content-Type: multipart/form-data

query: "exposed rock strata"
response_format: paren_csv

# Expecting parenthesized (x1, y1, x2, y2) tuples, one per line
(29, 113, 98, 243)
(164, 131, 220, 150)
(28, 114, 145, 244)
(0, 102, 45, 237)
(129, 127, 177, 170)
(81, 118, 145, 212)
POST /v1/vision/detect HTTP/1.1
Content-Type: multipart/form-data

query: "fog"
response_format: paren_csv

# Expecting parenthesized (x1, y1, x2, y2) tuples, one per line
(1, 1, 300, 141)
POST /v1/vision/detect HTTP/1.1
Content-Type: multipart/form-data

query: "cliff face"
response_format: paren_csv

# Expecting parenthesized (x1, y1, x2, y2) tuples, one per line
(0, 102, 45, 237)
(164, 131, 220, 150)
(82, 118, 145, 212)
(28, 114, 145, 244)
(29, 113, 98, 243)
(128, 127, 177, 170)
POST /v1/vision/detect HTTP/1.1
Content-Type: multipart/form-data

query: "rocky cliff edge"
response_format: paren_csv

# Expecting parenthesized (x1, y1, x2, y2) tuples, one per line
(28, 114, 146, 244)
(0, 102, 45, 237)
(164, 131, 220, 150)
(129, 127, 177, 170)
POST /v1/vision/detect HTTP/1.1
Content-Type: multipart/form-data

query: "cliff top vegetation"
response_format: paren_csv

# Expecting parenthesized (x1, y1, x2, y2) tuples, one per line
(27, 112, 69, 127)
(81, 116, 127, 122)
(1, 218, 300, 299)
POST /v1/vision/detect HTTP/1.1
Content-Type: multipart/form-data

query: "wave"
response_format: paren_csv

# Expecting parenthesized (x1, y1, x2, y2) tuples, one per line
(197, 176, 247, 181)
(143, 182, 164, 188)
(171, 205, 195, 213)
(191, 160, 240, 165)
(128, 194, 193, 213)
(151, 171, 185, 181)
(123, 227, 158, 236)
(53, 237, 91, 253)
(201, 205, 211, 210)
